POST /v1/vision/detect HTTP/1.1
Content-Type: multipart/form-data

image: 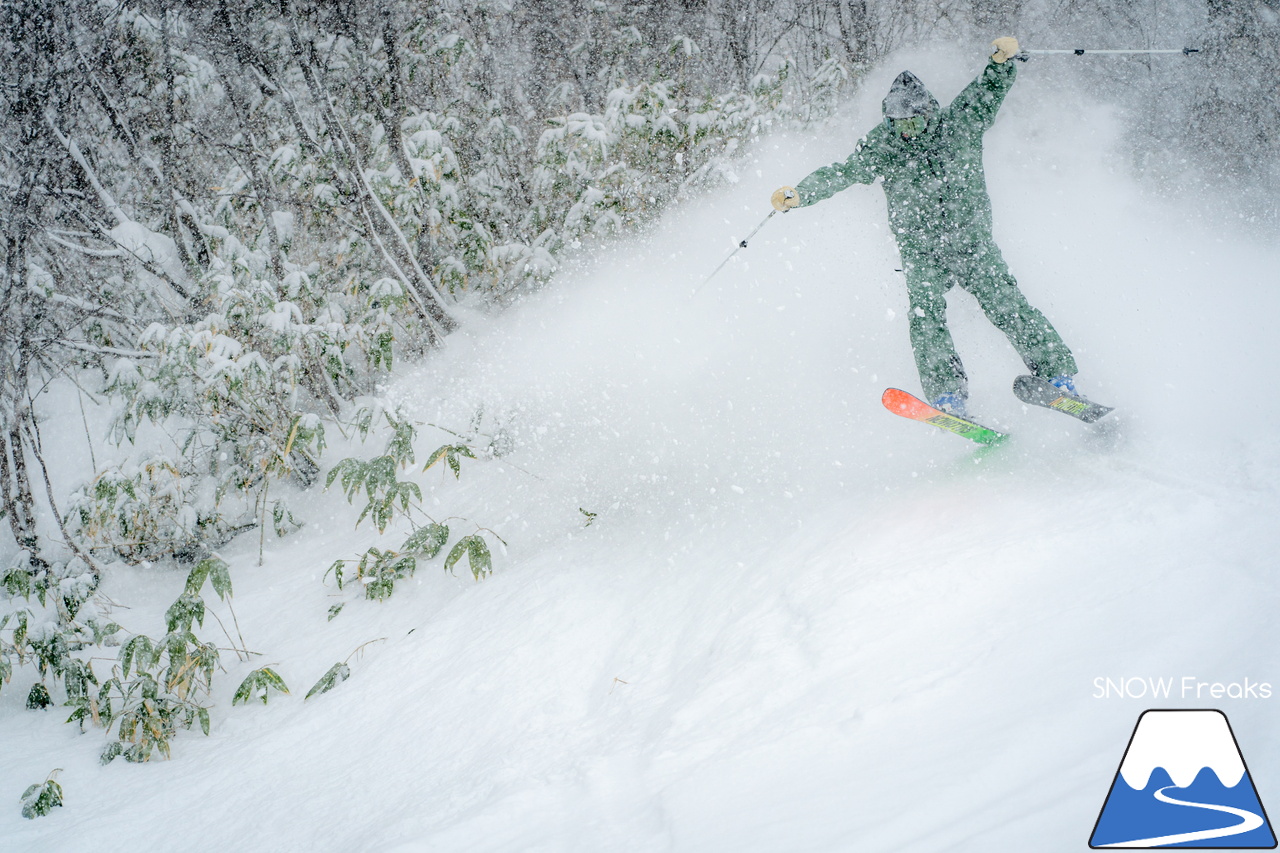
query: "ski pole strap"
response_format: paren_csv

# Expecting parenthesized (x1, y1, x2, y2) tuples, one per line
(1015, 47, 1200, 60)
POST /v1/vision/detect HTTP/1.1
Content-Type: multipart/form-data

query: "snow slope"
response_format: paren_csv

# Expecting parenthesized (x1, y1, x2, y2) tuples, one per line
(4, 51, 1280, 852)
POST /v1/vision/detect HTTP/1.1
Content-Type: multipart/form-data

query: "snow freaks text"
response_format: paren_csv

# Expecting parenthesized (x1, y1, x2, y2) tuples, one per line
(1093, 677, 1274, 701)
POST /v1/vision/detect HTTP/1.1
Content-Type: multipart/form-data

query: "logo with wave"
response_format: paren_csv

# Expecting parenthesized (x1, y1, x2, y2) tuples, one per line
(1090, 709, 1276, 848)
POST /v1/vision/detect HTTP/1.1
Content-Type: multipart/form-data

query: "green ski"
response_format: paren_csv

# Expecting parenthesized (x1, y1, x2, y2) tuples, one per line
(881, 388, 1008, 445)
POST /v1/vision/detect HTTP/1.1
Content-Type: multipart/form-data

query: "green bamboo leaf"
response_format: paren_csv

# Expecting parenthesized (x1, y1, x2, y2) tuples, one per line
(165, 593, 205, 633)
(443, 534, 493, 580)
(423, 445, 448, 472)
(231, 673, 256, 706)
(65, 702, 89, 726)
(467, 536, 493, 580)
(325, 559, 346, 589)
(100, 742, 124, 765)
(184, 560, 211, 596)
(259, 667, 290, 695)
(387, 418, 416, 465)
(305, 662, 351, 700)
(62, 658, 95, 700)
(444, 538, 467, 576)
(26, 683, 52, 710)
(397, 481, 422, 508)
(382, 332, 394, 368)
(1, 566, 31, 598)
(327, 458, 366, 500)
(120, 635, 151, 678)
(233, 667, 289, 705)
(206, 557, 233, 600)
(11, 610, 28, 646)
(402, 522, 449, 558)
(366, 575, 395, 601)
(392, 555, 417, 577)
(19, 779, 63, 819)
(366, 456, 395, 497)
(342, 462, 366, 498)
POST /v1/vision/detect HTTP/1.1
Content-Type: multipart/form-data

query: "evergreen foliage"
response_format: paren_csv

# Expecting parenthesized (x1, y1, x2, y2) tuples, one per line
(19, 773, 64, 820)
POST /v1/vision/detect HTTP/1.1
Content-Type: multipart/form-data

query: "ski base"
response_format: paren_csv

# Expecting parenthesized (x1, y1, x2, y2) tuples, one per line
(1012, 375, 1114, 423)
(881, 388, 1009, 446)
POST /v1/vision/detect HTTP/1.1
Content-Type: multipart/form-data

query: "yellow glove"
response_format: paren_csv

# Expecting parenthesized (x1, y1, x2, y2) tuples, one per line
(991, 36, 1019, 63)
(771, 186, 800, 211)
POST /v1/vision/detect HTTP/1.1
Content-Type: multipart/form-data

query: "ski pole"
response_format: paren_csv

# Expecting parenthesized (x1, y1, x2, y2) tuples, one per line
(692, 209, 782, 296)
(1015, 47, 1200, 61)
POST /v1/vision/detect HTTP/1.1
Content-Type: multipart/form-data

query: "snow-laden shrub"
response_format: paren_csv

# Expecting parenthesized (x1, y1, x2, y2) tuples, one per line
(67, 457, 200, 563)
(534, 59, 850, 253)
(2, 0, 861, 788)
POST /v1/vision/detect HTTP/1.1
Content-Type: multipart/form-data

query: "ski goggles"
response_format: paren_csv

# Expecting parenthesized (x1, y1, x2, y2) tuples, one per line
(887, 115, 928, 138)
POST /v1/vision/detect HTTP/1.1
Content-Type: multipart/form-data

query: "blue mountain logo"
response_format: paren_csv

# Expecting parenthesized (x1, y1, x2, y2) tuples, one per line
(1090, 709, 1276, 848)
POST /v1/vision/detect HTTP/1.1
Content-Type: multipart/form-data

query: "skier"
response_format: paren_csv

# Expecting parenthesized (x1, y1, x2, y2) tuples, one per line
(771, 37, 1080, 418)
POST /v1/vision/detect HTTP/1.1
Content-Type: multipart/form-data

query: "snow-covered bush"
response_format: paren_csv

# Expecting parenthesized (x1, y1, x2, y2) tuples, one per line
(67, 458, 198, 563)
(2, 0, 860, 781)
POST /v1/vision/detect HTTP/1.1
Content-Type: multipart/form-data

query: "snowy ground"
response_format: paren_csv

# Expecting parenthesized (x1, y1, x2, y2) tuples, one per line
(4, 52, 1280, 851)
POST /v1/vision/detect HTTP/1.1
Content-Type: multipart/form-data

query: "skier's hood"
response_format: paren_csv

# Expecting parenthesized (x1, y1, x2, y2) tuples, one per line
(882, 71, 940, 119)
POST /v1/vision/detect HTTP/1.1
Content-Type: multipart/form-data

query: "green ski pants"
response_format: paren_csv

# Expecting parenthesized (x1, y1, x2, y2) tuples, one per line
(903, 243, 1078, 402)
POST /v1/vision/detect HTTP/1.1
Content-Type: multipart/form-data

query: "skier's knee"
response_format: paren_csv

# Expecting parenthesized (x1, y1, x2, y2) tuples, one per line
(908, 289, 946, 320)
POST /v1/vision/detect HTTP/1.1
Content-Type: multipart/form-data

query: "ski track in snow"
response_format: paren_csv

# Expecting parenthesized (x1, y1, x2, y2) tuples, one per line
(4, 51, 1280, 853)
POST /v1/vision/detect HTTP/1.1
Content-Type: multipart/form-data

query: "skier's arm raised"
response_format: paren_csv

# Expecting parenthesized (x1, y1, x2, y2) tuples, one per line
(947, 37, 1019, 134)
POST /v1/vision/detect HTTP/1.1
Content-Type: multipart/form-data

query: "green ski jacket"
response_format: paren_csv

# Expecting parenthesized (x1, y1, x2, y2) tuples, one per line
(795, 59, 1016, 260)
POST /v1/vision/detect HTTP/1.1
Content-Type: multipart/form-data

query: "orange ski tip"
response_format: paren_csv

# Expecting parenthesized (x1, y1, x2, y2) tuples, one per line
(881, 387, 934, 420)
